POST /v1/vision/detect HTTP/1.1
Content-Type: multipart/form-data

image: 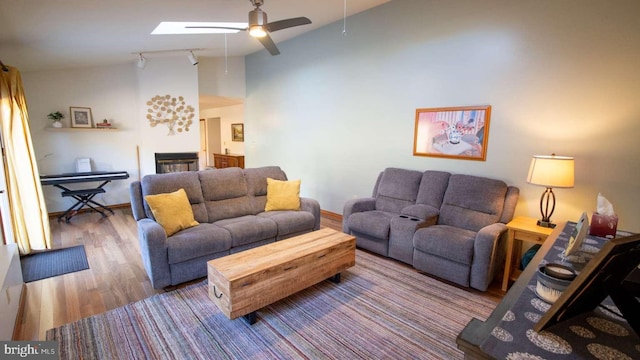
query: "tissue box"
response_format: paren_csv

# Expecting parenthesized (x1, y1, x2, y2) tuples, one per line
(589, 212, 618, 238)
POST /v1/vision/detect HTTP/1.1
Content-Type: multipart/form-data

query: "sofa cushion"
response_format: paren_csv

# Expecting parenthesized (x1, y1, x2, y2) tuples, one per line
(141, 171, 207, 223)
(258, 210, 316, 236)
(413, 225, 476, 265)
(144, 188, 199, 236)
(199, 168, 256, 222)
(415, 171, 451, 208)
(438, 174, 507, 232)
(375, 168, 422, 213)
(167, 223, 231, 264)
(265, 178, 301, 211)
(214, 215, 278, 248)
(347, 210, 395, 239)
(199, 168, 247, 201)
(245, 166, 288, 196)
(245, 166, 288, 214)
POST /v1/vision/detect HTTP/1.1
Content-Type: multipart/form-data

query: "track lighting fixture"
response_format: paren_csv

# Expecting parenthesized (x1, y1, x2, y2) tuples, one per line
(137, 53, 147, 69)
(187, 51, 199, 65)
(135, 49, 203, 68)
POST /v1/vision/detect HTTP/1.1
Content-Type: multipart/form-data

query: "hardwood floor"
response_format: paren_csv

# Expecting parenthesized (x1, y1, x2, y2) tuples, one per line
(13, 208, 502, 340)
(13, 208, 345, 340)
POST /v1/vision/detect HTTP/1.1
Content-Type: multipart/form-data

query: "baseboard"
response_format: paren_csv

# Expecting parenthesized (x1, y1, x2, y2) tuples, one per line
(13, 283, 27, 340)
(320, 210, 342, 222)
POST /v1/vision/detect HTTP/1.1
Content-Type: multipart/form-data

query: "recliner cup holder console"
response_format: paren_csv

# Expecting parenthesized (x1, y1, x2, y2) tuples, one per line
(399, 215, 420, 221)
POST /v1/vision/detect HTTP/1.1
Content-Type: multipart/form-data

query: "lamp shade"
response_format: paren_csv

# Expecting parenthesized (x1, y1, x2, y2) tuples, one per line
(527, 155, 575, 188)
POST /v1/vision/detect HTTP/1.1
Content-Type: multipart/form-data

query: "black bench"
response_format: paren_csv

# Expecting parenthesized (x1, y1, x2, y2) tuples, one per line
(59, 187, 111, 223)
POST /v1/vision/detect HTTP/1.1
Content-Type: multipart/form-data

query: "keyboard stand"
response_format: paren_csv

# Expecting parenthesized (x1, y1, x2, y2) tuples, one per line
(56, 182, 112, 223)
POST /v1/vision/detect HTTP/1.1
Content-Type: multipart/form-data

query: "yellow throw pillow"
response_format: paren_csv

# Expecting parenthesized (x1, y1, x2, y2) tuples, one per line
(265, 178, 301, 211)
(144, 188, 199, 236)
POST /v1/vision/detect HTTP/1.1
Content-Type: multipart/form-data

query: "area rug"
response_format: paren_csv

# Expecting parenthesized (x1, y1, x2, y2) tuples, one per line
(46, 250, 498, 359)
(21, 245, 89, 282)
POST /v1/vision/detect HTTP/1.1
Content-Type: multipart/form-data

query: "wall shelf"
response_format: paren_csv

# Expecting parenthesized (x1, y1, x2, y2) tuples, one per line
(45, 127, 120, 132)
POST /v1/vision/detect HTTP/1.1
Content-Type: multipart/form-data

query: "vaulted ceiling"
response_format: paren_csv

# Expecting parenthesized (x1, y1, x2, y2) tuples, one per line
(0, 0, 390, 72)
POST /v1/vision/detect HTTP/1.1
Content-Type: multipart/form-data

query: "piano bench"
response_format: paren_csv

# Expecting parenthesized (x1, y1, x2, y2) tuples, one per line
(61, 188, 106, 197)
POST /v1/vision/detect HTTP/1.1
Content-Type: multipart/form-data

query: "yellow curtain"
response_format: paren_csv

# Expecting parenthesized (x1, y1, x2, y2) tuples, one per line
(0, 65, 52, 254)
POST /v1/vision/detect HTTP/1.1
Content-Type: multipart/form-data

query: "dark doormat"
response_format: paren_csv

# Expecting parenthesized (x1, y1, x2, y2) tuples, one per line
(21, 245, 90, 282)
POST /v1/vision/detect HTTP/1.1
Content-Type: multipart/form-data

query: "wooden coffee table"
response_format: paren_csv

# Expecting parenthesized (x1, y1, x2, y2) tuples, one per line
(207, 228, 356, 324)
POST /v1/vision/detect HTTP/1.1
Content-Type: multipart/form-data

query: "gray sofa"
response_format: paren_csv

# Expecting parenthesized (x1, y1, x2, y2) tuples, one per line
(130, 166, 321, 289)
(343, 167, 519, 291)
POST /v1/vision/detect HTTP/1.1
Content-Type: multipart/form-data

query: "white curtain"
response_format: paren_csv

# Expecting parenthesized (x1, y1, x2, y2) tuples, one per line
(0, 65, 52, 254)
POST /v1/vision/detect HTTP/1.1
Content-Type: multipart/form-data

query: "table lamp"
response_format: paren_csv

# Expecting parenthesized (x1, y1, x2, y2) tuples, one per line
(527, 154, 575, 228)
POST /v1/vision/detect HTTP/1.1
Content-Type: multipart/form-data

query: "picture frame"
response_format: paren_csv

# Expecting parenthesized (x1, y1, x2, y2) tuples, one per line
(413, 105, 491, 161)
(534, 233, 640, 334)
(231, 123, 244, 142)
(564, 212, 589, 256)
(70, 107, 93, 128)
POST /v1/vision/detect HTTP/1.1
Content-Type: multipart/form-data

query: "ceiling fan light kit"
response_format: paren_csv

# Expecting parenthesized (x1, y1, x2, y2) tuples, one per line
(183, 0, 312, 56)
(248, 8, 268, 38)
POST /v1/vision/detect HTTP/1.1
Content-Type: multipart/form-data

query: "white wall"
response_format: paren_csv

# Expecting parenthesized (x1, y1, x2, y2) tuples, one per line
(24, 57, 200, 212)
(24, 64, 140, 212)
(136, 57, 200, 176)
(198, 56, 246, 99)
(246, 0, 640, 232)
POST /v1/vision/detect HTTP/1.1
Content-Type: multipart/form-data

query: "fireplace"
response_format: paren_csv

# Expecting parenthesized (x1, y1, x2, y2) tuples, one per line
(155, 152, 199, 174)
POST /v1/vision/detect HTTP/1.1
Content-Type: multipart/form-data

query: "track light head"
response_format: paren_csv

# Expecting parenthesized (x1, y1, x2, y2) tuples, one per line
(188, 51, 199, 65)
(137, 53, 147, 69)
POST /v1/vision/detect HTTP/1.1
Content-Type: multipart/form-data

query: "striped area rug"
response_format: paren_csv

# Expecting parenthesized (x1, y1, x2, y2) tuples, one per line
(46, 250, 499, 359)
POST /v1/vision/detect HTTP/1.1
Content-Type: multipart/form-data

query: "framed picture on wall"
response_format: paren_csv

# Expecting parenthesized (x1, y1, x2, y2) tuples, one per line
(413, 105, 491, 161)
(231, 123, 244, 142)
(70, 107, 93, 128)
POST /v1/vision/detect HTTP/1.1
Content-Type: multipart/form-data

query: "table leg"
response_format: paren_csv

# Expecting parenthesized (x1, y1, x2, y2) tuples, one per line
(243, 311, 257, 325)
(329, 273, 341, 283)
(502, 230, 516, 291)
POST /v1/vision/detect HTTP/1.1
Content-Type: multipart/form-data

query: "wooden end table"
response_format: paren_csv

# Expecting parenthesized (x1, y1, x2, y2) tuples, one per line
(207, 228, 356, 324)
(501, 216, 554, 291)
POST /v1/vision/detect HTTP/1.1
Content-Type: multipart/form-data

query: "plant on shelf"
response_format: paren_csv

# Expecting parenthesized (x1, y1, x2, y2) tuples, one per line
(48, 111, 65, 128)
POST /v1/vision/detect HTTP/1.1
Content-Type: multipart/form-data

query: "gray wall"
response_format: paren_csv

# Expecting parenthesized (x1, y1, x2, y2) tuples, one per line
(245, 0, 640, 232)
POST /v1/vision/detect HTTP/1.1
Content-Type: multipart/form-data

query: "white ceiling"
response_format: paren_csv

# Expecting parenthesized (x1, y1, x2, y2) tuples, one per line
(0, 0, 390, 72)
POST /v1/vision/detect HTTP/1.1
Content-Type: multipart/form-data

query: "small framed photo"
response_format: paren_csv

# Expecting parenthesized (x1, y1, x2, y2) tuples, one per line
(413, 105, 491, 161)
(231, 123, 244, 142)
(70, 107, 93, 128)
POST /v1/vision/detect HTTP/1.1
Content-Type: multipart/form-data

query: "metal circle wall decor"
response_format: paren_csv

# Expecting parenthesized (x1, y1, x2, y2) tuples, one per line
(146, 95, 195, 135)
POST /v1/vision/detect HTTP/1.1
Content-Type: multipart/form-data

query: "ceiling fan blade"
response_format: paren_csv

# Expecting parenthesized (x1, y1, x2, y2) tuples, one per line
(257, 33, 280, 55)
(186, 26, 247, 31)
(266, 17, 311, 32)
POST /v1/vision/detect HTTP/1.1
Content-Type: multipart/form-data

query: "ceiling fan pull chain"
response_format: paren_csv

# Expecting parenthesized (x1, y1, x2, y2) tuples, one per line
(224, 33, 228, 74)
(342, 0, 348, 36)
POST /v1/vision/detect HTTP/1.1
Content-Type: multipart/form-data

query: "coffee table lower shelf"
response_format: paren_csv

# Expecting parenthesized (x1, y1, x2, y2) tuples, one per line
(207, 228, 356, 325)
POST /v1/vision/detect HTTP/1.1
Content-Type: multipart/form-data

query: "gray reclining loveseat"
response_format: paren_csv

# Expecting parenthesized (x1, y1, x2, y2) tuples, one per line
(130, 166, 321, 289)
(343, 167, 518, 291)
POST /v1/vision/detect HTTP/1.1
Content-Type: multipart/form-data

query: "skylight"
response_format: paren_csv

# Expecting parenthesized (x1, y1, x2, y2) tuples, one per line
(151, 22, 247, 35)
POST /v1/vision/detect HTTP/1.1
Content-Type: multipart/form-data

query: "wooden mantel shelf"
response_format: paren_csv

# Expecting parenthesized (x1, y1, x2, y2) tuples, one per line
(45, 127, 120, 132)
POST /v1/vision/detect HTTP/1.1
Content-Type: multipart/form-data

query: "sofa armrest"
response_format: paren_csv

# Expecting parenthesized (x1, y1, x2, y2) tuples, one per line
(470, 222, 508, 291)
(137, 218, 171, 289)
(342, 197, 376, 233)
(400, 204, 439, 221)
(301, 197, 321, 230)
(129, 181, 147, 221)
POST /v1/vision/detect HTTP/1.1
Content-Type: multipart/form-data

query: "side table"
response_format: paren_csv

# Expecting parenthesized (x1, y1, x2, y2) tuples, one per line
(501, 216, 554, 291)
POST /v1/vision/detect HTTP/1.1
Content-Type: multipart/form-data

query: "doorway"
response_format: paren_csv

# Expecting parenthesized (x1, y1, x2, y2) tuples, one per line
(200, 117, 221, 168)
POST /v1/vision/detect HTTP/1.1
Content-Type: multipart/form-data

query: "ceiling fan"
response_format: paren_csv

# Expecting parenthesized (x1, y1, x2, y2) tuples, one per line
(188, 0, 312, 56)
